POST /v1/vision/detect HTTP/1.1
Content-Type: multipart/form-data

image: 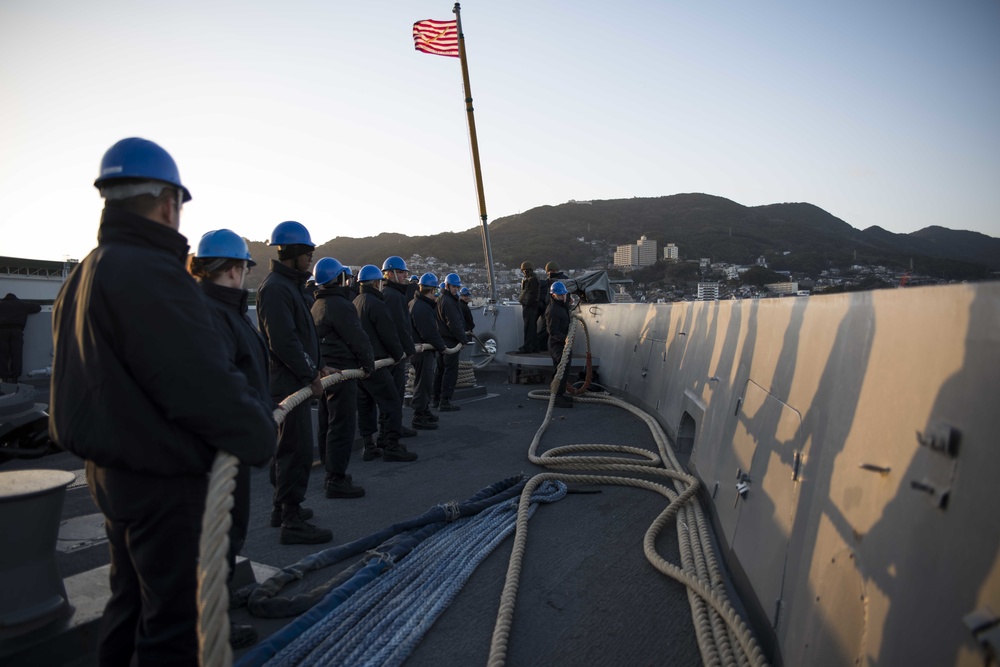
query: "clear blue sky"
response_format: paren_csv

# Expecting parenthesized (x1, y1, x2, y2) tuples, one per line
(2, 0, 998, 262)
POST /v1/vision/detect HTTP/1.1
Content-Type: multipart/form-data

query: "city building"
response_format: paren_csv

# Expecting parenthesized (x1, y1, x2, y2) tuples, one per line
(765, 282, 799, 295)
(637, 235, 658, 266)
(614, 235, 658, 269)
(663, 243, 679, 261)
(697, 282, 720, 300)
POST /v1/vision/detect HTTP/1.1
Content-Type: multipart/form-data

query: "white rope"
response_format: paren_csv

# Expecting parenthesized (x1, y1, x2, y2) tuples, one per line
(197, 342, 467, 666)
(487, 315, 769, 667)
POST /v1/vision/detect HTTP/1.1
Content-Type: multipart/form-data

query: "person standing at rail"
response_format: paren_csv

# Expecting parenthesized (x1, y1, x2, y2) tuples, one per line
(187, 228, 268, 649)
(518, 261, 540, 353)
(50, 138, 277, 664)
(546, 280, 575, 409)
(312, 256, 374, 493)
(432, 273, 469, 412)
(409, 272, 446, 430)
(354, 265, 418, 462)
(258, 220, 334, 545)
(0, 292, 41, 384)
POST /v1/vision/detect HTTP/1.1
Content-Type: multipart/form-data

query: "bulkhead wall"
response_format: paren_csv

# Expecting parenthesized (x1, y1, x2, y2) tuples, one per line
(576, 284, 1000, 667)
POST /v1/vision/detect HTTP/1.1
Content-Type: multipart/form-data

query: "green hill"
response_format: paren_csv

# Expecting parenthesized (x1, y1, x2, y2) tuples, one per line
(245, 194, 998, 278)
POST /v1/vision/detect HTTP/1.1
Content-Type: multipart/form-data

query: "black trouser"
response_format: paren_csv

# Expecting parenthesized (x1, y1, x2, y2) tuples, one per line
(86, 462, 206, 666)
(411, 349, 436, 413)
(550, 340, 572, 397)
(317, 378, 357, 476)
(228, 462, 251, 580)
(271, 398, 314, 521)
(378, 362, 407, 437)
(358, 367, 401, 440)
(0, 327, 24, 380)
(521, 306, 538, 352)
(432, 349, 459, 401)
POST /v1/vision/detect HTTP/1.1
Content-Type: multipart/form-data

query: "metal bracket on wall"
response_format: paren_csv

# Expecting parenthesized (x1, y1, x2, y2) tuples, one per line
(911, 422, 961, 511)
(963, 607, 1000, 662)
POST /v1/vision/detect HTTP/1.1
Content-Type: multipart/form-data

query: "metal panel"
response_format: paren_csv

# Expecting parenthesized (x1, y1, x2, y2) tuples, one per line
(730, 381, 802, 629)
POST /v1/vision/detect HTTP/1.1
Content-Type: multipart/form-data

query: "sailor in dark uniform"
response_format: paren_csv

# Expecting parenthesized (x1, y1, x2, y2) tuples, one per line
(459, 286, 476, 335)
(188, 228, 269, 649)
(432, 273, 469, 411)
(545, 280, 574, 409)
(518, 261, 540, 352)
(409, 273, 446, 430)
(354, 265, 418, 462)
(312, 257, 375, 493)
(257, 220, 334, 545)
(50, 138, 276, 664)
(380, 256, 418, 442)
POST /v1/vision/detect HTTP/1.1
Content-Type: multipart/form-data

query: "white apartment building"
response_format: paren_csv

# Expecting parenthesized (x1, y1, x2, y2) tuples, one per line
(663, 243, 679, 261)
(637, 235, 658, 266)
(614, 235, 658, 268)
(697, 282, 720, 300)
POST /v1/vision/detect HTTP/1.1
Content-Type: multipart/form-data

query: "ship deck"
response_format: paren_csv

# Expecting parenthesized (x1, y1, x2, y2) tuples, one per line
(8, 368, 711, 666)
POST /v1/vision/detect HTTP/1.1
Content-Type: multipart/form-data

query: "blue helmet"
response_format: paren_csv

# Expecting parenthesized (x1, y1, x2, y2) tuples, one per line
(358, 264, 383, 282)
(343, 266, 353, 277)
(314, 257, 346, 286)
(409, 275, 419, 283)
(439, 282, 447, 291)
(94, 137, 191, 202)
(459, 287, 471, 296)
(382, 256, 407, 272)
(267, 221, 315, 247)
(419, 272, 438, 287)
(550, 281, 569, 295)
(445, 273, 461, 287)
(196, 229, 255, 266)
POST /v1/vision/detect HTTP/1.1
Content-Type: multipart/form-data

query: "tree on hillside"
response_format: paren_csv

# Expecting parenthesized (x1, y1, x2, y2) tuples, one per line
(739, 265, 784, 287)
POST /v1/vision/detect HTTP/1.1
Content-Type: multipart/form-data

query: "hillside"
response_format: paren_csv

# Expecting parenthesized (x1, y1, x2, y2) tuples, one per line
(244, 194, 997, 277)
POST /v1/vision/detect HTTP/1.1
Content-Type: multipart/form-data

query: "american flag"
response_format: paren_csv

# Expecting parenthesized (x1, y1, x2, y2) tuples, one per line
(413, 19, 459, 58)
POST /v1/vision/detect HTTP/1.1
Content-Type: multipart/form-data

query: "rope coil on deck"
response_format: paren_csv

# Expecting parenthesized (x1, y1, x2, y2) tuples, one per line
(489, 313, 769, 667)
(197, 342, 465, 667)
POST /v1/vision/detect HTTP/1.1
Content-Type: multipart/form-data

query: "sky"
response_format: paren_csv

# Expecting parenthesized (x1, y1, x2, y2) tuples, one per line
(2, 0, 999, 262)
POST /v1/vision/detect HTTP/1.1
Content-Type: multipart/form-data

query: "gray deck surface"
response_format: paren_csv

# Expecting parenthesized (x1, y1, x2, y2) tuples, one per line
(8, 369, 704, 666)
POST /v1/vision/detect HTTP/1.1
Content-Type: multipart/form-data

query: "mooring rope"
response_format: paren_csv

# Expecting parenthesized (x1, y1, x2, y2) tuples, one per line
(197, 342, 465, 667)
(489, 313, 769, 667)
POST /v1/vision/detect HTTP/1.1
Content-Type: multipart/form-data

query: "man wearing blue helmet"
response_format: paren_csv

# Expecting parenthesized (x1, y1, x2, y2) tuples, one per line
(51, 139, 277, 664)
(545, 281, 574, 408)
(409, 273, 447, 429)
(354, 265, 418, 461)
(432, 273, 469, 411)
(380, 256, 418, 443)
(311, 257, 375, 495)
(258, 220, 335, 545)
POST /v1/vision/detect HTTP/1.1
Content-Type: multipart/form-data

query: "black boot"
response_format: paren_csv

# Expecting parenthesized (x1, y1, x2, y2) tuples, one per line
(412, 412, 438, 430)
(279, 515, 333, 545)
(439, 400, 460, 412)
(270, 504, 314, 528)
(325, 473, 365, 499)
(423, 409, 439, 423)
(362, 435, 383, 461)
(553, 394, 574, 409)
(383, 440, 418, 462)
(400, 425, 418, 437)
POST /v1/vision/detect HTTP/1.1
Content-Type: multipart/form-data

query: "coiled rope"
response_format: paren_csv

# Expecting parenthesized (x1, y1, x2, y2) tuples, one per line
(197, 342, 465, 667)
(488, 313, 769, 667)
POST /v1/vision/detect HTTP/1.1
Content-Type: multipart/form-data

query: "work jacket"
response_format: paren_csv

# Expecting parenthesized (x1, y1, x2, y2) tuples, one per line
(436, 290, 468, 346)
(519, 273, 540, 309)
(0, 293, 41, 329)
(409, 292, 446, 352)
(257, 260, 320, 398)
(354, 284, 404, 362)
(546, 298, 571, 344)
(50, 208, 275, 475)
(312, 286, 374, 373)
(200, 279, 271, 408)
(381, 280, 416, 357)
(460, 299, 475, 332)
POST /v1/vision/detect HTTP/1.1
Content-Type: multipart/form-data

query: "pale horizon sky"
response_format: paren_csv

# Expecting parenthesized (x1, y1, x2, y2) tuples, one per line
(2, 0, 999, 262)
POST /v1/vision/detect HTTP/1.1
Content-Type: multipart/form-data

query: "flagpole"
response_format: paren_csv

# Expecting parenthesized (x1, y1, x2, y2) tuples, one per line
(454, 3, 498, 304)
